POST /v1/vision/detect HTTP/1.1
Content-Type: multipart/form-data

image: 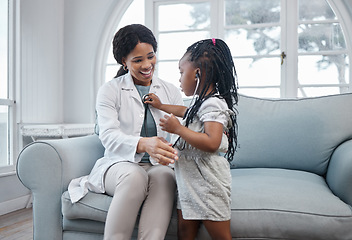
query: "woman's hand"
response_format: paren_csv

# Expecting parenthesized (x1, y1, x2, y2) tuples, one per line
(137, 136, 178, 166)
(144, 93, 162, 109)
(159, 114, 182, 134)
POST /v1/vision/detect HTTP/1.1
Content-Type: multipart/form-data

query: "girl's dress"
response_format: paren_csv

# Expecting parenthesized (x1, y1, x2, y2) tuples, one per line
(174, 96, 234, 221)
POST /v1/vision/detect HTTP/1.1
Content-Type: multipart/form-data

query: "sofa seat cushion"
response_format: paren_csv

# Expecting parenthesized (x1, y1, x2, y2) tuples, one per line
(63, 218, 105, 234)
(62, 190, 179, 237)
(230, 168, 352, 239)
(62, 191, 111, 222)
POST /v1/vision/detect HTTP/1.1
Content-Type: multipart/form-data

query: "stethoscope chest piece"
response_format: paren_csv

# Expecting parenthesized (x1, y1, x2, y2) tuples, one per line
(142, 94, 152, 104)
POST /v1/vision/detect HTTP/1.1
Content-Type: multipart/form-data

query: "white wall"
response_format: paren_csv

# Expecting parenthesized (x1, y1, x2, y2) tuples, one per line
(18, 0, 119, 124)
(20, 0, 64, 124)
(63, 0, 118, 123)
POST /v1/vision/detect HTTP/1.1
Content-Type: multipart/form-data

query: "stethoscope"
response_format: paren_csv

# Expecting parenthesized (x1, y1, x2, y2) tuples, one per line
(141, 94, 152, 136)
(171, 73, 201, 148)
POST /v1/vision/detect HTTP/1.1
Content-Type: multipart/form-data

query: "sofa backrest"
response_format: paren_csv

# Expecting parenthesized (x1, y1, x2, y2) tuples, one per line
(233, 93, 352, 175)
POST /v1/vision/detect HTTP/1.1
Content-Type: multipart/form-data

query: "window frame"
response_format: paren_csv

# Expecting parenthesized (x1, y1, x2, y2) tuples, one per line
(0, 0, 19, 175)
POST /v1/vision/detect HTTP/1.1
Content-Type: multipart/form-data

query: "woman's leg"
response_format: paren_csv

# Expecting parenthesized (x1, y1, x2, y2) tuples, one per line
(137, 164, 176, 240)
(202, 220, 232, 240)
(104, 162, 148, 240)
(177, 209, 201, 240)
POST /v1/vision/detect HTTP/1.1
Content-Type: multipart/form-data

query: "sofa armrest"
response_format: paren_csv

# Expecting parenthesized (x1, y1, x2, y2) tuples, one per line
(16, 134, 104, 240)
(326, 139, 352, 206)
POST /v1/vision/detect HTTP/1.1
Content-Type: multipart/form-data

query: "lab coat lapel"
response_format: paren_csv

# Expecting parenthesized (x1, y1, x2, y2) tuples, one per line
(122, 72, 143, 104)
(149, 76, 162, 95)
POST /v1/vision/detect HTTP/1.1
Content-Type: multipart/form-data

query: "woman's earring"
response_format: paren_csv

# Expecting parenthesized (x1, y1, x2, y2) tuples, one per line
(123, 65, 128, 71)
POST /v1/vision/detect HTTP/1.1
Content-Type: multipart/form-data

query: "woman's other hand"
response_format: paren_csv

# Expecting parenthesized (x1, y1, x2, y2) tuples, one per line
(137, 136, 178, 165)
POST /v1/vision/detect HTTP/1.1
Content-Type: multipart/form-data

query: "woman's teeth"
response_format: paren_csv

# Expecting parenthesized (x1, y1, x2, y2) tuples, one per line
(141, 68, 153, 75)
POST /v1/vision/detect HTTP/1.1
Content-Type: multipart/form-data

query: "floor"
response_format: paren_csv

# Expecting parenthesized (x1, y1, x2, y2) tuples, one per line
(0, 208, 33, 240)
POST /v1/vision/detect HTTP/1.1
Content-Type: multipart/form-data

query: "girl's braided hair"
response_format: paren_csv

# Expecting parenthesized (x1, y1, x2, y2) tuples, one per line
(112, 24, 157, 78)
(183, 39, 239, 162)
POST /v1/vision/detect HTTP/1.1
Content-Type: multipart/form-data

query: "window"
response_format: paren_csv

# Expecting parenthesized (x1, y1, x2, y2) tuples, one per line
(296, 0, 349, 97)
(0, 0, 16, 172)
(154, 1, 211, 96)
(104, 0, 351, 98)
(224, 0, 282, 97)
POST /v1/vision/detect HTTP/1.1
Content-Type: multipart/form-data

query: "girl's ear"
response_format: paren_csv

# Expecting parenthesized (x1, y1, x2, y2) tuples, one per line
(195, 68, 201, 79)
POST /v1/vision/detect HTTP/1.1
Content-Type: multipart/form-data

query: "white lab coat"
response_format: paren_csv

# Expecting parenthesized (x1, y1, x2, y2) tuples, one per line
(68, 72, 183, 203)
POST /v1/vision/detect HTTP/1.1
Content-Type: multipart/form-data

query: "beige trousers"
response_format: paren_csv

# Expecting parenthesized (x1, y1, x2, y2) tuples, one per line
(103, 162, 176, 240)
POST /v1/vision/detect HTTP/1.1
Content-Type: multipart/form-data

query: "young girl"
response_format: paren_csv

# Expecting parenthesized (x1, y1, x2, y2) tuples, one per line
(145, 38, 238, 240)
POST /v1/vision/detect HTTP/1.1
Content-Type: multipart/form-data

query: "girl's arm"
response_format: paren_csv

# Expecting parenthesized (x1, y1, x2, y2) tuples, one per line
(160, 114, 223, 152)
(145, 93, 187, 118)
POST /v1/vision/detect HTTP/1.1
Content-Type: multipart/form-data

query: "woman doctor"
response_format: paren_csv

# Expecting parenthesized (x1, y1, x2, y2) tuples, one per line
(68, 24, 183, 240)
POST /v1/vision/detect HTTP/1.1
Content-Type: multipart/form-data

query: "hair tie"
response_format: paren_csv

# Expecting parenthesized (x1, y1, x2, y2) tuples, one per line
(212, 38, 216, 46)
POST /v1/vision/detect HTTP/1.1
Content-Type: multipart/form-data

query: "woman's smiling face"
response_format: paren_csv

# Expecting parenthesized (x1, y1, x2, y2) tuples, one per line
(122, 42, 156, 86)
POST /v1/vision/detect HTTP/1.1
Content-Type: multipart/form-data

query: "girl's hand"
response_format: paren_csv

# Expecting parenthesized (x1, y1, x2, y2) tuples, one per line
(145, 93, 188, 118)
(160, 114, 181, 134)
(144, 93, 162, 109)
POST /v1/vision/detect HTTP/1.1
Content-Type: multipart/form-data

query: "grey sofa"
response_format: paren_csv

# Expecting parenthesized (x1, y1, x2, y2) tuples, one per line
(17, 93, 352, 240)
